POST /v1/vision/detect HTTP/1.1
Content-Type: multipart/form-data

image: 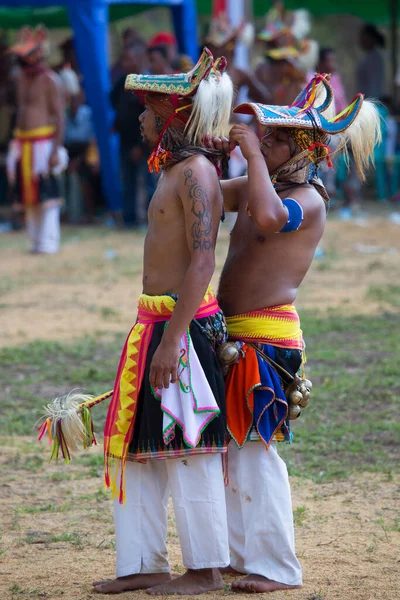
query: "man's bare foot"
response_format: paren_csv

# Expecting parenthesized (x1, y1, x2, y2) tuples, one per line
(147, 568, 224, 596)
(93, 573, 171, 594)
(220, 566, 241, 576)
(232, 574, 301, 593)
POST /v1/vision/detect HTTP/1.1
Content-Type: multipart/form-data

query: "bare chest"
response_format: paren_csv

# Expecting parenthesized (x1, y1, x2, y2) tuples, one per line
(148, 174, 183, 227)
(19, 76, 47, 108)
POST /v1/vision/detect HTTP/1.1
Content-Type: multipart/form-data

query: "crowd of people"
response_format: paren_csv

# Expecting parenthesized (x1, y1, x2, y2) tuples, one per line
(0, 3, 397, 252)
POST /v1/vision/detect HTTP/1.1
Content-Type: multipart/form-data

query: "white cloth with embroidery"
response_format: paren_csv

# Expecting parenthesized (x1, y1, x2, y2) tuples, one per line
(156, 331, 220, 448)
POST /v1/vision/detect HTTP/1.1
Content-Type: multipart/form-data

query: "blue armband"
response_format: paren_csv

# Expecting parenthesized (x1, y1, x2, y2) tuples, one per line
(279, 198, 304, 233)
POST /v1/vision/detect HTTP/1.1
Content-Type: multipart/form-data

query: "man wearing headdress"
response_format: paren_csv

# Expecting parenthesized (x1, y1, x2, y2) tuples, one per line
(92, 48, 234, 596)
(205, 7, 271, 105)
(256, 1, 317, 107)
(214, 75, 381, 592)
(7, 26, 67, 253)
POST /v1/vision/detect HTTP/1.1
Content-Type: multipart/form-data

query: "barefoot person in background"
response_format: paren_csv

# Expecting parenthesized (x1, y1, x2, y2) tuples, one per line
(7, 26, 67, 254)
(214, 75, 381, 593)
(92, 48, 234, 596)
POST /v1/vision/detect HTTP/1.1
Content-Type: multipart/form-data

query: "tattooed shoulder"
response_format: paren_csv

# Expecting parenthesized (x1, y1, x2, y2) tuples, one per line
(183, 166, 213, 252)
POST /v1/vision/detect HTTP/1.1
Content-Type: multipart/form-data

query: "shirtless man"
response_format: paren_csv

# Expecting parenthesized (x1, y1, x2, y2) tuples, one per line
(7, 26, 66, 253)
(214, 75, 380, 593)
(92, 48, 234, 596)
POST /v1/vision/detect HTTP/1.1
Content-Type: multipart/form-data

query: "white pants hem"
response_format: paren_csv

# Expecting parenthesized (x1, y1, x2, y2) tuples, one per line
(183, 560, 230, 570)
(116, 565, 171, 578)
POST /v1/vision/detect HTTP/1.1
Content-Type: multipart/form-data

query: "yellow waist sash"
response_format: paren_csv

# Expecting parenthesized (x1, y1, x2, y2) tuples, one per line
(226, 304, 303, 350)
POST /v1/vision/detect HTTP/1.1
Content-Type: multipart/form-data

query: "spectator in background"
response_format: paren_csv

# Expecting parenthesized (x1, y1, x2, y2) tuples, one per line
(357, 24, 386, 100)
(0, 41, 16, 215)
(318, 47, 348, 113)
(317, 48, 349, 201)
(148, 31, 193, 73)
(111, 27, 142, 85)
(148, 45, 173, 75)
(111, 42, 151, 227)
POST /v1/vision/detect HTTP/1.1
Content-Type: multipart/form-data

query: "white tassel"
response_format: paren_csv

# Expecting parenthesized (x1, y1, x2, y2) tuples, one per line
(185, 71, 233, 145)
(41, 391, 94, 452)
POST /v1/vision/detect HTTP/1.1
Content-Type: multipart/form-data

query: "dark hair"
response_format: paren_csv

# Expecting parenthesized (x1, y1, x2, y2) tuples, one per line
(319, 47, 334, 64)
(148, 45, 169, 60)
(361, 23, 385, 48)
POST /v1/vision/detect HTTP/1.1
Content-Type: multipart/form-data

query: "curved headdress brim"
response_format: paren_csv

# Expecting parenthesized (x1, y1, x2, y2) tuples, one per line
(234, 86, 364, 136)
(125, 47, 214, 97)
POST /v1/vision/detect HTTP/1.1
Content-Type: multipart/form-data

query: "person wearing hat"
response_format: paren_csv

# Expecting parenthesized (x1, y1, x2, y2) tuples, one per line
(7, 26, 67, 253)
(92, 48, 234, 596)
(214, 75, 381, 592)
(205, 9, 271, 105)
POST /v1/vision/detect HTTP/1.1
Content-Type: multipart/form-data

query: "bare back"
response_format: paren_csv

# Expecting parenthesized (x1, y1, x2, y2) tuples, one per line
(143, 155, 223, 296)
(16, 69, 60, 131)
(218, 177, 326, 315)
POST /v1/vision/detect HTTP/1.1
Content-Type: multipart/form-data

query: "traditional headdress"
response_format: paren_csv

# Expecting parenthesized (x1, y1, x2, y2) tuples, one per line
(235, 74, 382, 199)
(9, 25, 49, 64)
(125, 47, 233, 173)
(258, 1, 310, 47)
(204, 0, 254, 53)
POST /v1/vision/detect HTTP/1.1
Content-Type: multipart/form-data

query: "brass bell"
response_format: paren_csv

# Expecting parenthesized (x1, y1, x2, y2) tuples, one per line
(289, 404, 301, 419)
(217, 342, 240, 366)
(303, 390, 310, 401)
(304, 379, 312, 390)
(299, 397, 309, 408)
(290, 390, 303, 405)
(298, 382, 307, 395)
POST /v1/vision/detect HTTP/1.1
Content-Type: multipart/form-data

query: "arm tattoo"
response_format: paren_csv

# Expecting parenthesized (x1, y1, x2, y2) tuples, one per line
(184, 167, 213, 252)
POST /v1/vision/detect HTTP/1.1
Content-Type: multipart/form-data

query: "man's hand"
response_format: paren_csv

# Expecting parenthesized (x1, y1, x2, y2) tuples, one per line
(211, 135, 235, 157)
(149, 337, 181, 390)
(49, 149, 60, 170)
(229, 124, 262, 161)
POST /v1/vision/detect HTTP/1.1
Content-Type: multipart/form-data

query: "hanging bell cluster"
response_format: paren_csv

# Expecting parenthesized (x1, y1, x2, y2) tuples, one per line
(217, 341, 241, 376)
(288, 378, 312, 420)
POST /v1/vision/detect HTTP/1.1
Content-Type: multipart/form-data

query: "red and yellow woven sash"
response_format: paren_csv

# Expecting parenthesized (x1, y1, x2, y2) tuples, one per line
(14, 126, 56, 207)
(225, 304, 303, 447)
(104, 288, 220, 503)
(225, 304, 303, 350)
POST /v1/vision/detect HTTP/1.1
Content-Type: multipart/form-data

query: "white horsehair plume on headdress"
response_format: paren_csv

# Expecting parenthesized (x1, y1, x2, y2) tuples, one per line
(239, 22, 255, 48)
(336, 100, 383, 182)
(185, 71, 233, 145)
(59, 65, 80, 96)
(40, 391, 94, 452)
(291, 9, 311, 41)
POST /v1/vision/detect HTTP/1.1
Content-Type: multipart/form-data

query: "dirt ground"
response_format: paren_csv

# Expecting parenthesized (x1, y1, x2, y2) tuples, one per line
(1, 207, 400, 600)
(1, 441, 399, 600)
(1, 208, 400, 348)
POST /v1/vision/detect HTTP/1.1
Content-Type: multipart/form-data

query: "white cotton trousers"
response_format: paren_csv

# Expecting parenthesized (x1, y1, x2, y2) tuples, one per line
(26, 205, 61, 254)
(113, 453, 229, 577)
(225, 442, 303, 586)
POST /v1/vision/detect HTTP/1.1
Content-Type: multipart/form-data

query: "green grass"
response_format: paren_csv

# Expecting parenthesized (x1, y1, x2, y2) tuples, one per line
(366, 284, 400, 307)
(0, 312, 399, 483)
(279, 311, 400, 481)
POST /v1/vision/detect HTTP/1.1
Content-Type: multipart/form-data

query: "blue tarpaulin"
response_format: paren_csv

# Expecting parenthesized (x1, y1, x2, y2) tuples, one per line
(1, 0, 198, 211)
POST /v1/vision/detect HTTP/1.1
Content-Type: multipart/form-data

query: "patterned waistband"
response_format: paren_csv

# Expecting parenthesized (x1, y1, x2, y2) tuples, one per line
(226, 304, 303, 350)
(14, 125, 56, 142)
(137, 288, 221, 324)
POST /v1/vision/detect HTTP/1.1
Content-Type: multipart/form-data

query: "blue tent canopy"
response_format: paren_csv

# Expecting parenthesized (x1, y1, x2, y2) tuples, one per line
(1, 0, 198, 212)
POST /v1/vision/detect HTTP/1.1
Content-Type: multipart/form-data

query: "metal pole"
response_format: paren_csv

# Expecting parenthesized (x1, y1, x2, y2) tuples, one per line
(390, 0, 398, 104)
